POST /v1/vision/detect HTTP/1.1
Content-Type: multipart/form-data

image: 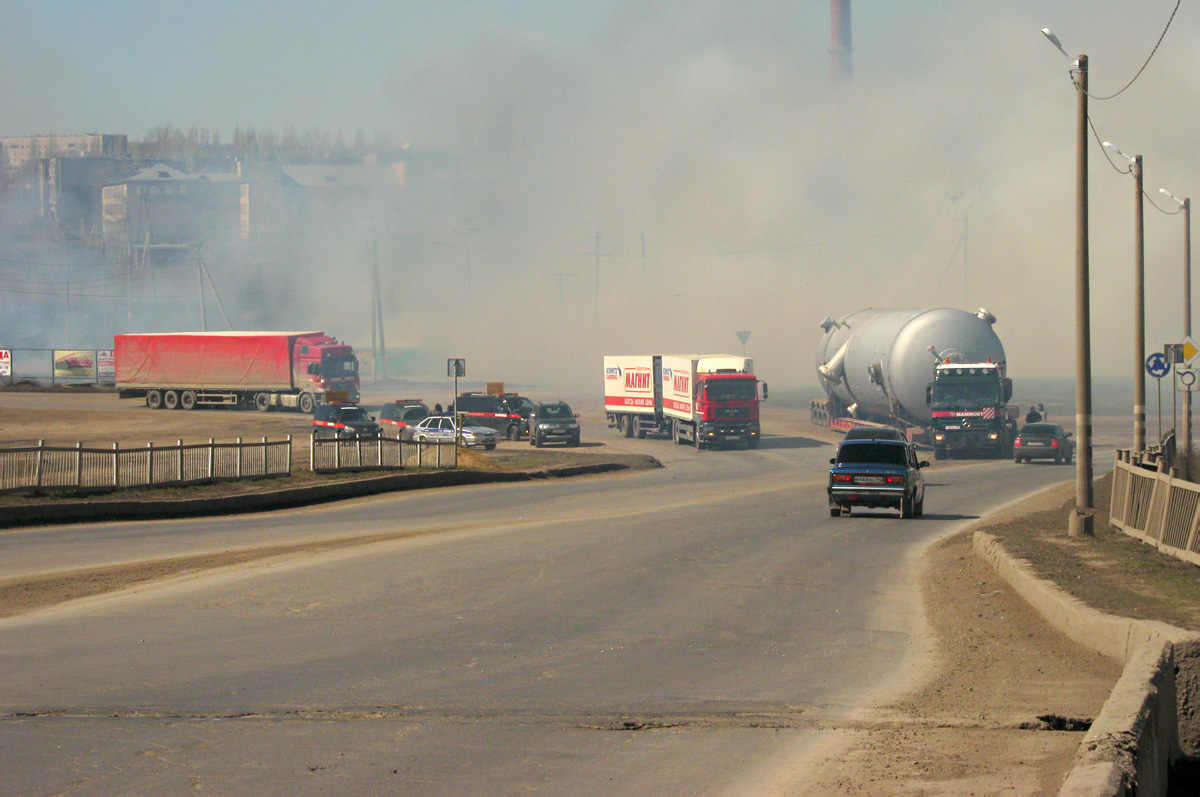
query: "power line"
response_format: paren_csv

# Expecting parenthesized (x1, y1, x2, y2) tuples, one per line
(1088, 0, 1180, 101)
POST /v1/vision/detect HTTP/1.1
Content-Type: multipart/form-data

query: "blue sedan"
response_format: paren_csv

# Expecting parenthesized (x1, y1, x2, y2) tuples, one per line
(828, 439, 929, 518)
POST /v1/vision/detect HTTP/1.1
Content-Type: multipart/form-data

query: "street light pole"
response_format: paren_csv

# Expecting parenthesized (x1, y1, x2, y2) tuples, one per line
(1105, 142, 1145, 452)
(1163, 189, 1192, 463)
(1070, 50, 1095, 536)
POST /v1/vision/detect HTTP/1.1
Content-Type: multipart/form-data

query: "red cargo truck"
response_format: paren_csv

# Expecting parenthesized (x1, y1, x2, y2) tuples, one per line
(115, 331, 359, 413)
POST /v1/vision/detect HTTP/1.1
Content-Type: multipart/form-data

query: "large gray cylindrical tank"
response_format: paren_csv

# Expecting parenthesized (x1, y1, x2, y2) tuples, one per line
(816, 308, 1007, 425)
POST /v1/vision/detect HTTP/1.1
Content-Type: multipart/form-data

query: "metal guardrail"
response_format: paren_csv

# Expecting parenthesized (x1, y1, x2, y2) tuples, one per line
(1110, 450, 1200, 566)
(309, 434, 458, 472)
(0, 436, 292, 494)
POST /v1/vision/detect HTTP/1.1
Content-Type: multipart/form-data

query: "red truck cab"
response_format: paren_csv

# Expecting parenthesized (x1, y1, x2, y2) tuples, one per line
(295, 335, 360, 403)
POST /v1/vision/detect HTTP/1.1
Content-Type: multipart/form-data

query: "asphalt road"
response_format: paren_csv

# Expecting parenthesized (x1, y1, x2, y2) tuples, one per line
(0, 406, 1121, 794)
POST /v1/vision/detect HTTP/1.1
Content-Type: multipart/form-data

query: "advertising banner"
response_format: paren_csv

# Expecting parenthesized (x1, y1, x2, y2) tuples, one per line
(0, 349, 10, 377)
(97, 349, 115, 379)
(53, 349, 97, 379)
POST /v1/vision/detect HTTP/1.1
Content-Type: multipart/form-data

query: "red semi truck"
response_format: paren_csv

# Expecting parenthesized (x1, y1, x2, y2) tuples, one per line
(604, 354, 767, 449)
(115, 331, 360, 413)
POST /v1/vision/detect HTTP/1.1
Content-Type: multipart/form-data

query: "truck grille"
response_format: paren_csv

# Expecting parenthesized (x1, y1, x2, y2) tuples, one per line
(715, 407, 748, 419)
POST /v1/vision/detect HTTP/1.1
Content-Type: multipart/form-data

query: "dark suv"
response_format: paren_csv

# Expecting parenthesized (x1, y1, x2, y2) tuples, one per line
(378, 399, 430, 437)
(529, 401, 581, 447)
(499, 393, 536, 439)
(312, 403, 381, 439)
(828, 439, 928, 518)
(453, 393, 523, 439)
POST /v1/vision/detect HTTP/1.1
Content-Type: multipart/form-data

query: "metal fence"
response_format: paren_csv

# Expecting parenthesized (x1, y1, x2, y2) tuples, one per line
(0, 437, 292, 494)
(309, 435, 458, 472)
(1110, 450, 1200, 566)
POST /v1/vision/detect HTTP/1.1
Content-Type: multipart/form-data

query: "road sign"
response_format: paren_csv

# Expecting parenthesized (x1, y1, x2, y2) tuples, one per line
(1178, 368, 1200, 392)
(447, 358, 466, 377)
(1165, 343, 1185, 364)
(1185, 337, 1200, 366)
(1146, 352, 1171, 379)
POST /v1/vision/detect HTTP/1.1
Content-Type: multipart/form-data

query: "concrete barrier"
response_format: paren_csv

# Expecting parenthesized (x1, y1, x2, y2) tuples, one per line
(974, 531, 1200, 795)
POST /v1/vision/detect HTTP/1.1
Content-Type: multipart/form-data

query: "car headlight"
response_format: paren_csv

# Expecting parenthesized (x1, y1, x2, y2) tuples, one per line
(934, 433, 944, 442)
(538, 423, 552, 429)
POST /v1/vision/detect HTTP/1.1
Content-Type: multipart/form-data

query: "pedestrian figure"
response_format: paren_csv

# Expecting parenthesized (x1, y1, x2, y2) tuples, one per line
(1026, 405, 1042, 424)
(434, 403, 443, 415)
(1037, 403, 1047, 421)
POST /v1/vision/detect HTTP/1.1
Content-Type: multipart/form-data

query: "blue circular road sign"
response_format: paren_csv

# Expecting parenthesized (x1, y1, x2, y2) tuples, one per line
(1146, 352, 1171, 378)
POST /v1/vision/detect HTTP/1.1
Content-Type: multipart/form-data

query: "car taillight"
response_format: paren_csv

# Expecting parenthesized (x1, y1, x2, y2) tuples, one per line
(1051, 439, 1059, 447)
(885, 475, 905, 484)
(832, 474, 852, 483)
(1014, 437, 1022, 446)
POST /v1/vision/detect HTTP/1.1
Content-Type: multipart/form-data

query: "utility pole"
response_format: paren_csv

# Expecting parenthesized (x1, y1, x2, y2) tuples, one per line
(1104, 142, 1145, 452)
(1163, 190, 1192, 467)
(1071, 53, 1094, 537)
(547, 271, 578, 303)
(455, 220, 479, 312)
(196, 244, 207, 331)
(370, 221, 386, 380)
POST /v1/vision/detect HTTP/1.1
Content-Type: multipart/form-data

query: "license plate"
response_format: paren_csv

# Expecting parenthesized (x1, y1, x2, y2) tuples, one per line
(1027, 441, 1045, 446)
(945, 425, 961, 430)
(857, 476, 884, 484)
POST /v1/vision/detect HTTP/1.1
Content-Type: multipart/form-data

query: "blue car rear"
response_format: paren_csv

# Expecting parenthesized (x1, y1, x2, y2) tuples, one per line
(828, 439, 928, 519)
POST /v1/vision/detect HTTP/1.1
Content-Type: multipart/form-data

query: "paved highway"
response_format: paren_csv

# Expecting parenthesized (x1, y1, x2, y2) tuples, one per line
(0, 408, 1120, 793)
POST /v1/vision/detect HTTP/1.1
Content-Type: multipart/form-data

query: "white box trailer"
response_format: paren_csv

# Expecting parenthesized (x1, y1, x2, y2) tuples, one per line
(604, 354, 765, 449)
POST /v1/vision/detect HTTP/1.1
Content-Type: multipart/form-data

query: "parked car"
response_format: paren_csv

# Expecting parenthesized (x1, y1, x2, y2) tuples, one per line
(409, 415, 498, 450)
(378, 399, 430, 437)
(453, 392, 524, 439)
(828, 439, 928, 518)
(1013, 423, 1074, 464)
(529, 401, 581, 447)
(843, 425, 906, 442)
(499, 393, 536, 438)
(312, 403, 381, 439)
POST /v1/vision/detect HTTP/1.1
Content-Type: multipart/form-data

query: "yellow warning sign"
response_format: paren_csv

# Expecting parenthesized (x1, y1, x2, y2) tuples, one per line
(1185, 337, 1200, 366)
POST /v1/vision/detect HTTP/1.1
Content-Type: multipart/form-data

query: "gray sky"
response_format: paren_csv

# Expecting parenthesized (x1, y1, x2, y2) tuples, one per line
(2, 0, 1196, 393)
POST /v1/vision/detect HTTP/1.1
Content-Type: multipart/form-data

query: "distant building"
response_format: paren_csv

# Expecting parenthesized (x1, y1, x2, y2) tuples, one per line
(38, 157, 128, 239)
(101, 163, 242, 265)
(2, 134, 128, 171)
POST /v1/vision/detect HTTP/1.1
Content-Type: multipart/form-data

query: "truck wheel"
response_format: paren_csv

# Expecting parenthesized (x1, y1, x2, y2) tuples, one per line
(180, 390, 197, 410)
(146, 390, 163, 409)
(571, 435, 580, 447)
(622, 416, 635, 438)
(163, 390, 180, 410)
(934, 448, 946, 461)
(298, 393, 315, 414)
(746, 437, 759, 450)
(255, 393, 271, 412)
(694, 431, 703, 450)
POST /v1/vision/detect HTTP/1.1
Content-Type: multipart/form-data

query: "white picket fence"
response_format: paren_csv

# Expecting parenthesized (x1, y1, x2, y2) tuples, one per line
(0, 437, 292, 494)
(1110, 450, 1200, 566)
(309, 435, 458, 472)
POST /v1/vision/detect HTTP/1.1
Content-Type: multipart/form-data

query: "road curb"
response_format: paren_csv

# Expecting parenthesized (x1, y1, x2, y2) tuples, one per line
(0, 461, 643, 529)
(974, 530, 1200, 795)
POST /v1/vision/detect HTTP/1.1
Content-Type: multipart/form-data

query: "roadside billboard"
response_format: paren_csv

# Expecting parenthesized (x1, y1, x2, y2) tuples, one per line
(97, 349, 115, 380)
(0, 349, 10, 377)
(53, 349, 97, 379)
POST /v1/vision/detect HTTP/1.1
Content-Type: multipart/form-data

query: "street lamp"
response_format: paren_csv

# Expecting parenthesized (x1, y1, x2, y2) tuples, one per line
(1043, 27, 1094, 536)
(1103, 141, 1146, 453)
(1162, 188, 1192, 463)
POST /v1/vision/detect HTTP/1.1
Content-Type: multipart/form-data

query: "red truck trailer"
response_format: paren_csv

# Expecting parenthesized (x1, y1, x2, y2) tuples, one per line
(115, 331, 359, 413)
(604, 354, 767, 449)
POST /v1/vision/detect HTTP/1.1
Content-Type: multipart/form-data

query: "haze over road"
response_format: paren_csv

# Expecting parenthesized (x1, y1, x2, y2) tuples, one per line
(0, 410, 1119, 793)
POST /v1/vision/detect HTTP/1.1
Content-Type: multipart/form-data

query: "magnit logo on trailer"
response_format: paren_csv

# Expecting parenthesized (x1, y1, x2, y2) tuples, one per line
(672, 371, 689, 394)
(624, 367, 652, 392)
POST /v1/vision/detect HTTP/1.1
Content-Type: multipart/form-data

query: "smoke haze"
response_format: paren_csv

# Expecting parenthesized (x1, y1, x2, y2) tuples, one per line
(2, 0, 1196, 399)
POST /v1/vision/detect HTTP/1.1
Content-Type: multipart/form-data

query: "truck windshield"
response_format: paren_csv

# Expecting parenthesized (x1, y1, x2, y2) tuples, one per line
(933, 382, 999, 405)
(703, 379, 757, 402)
(322, 357, 358, 376)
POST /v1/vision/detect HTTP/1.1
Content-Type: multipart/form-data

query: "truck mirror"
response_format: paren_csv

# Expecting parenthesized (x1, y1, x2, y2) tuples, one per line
(925, 384, 932, 405)
(1002, 378, 1013, 403)
(761, 382, 769, 400)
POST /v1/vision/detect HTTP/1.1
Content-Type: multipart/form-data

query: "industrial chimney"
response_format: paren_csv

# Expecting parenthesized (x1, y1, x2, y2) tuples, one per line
(830, 0, 852, 84)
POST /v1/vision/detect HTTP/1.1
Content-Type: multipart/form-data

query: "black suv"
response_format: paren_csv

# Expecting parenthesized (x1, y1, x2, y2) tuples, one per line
(529, 401, 581, 447)
(312, 403, 381, 439)
(499, 394, 536, 438)
(453, 393, 523, 439)
(378, 399, 430, 436)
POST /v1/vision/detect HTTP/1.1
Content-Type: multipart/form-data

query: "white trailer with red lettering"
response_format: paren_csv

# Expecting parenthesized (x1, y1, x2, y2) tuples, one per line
(604, 354, 766, 449)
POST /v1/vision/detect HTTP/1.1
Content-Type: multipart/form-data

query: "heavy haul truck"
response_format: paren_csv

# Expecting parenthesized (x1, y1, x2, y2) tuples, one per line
(115, 331, 359, 413)
(604, 354, 766, 449)
(814, 307, 1017, 458)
